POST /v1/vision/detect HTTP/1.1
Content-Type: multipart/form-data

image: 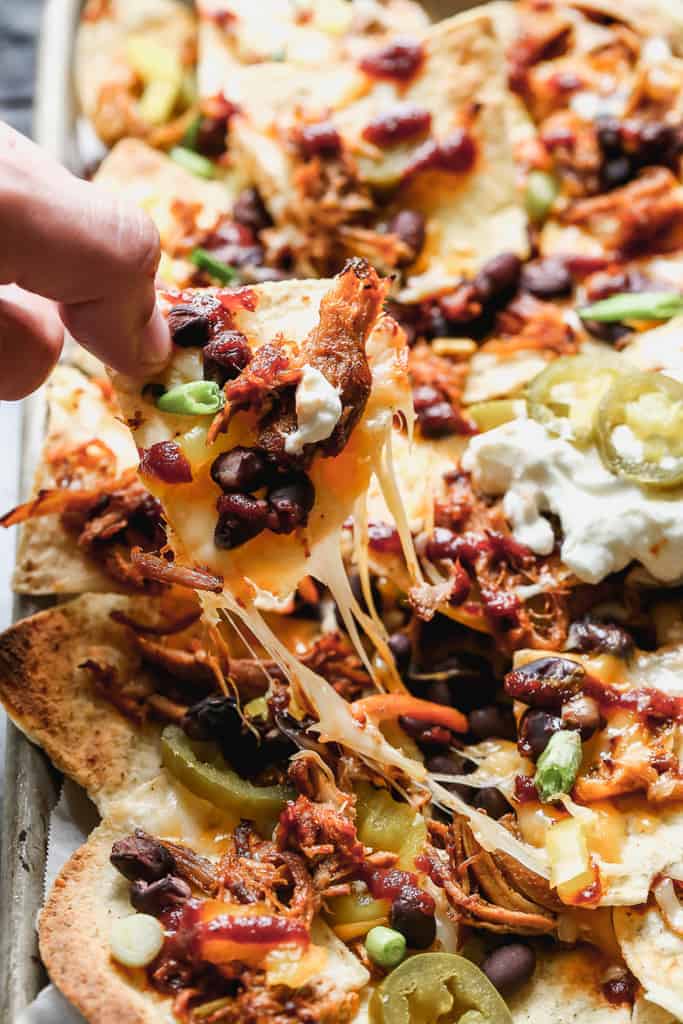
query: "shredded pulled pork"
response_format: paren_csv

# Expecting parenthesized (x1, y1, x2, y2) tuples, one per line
(216, 820, 317, 924)
(424, 818, 560, 935)
(289, 148, 374, 277)
(257, 259, 381, 465)
(482, 294, 578, 358)
(301, 633, 371, 701)
(427, 471, 572, 651)
(563, 167, 683, 256)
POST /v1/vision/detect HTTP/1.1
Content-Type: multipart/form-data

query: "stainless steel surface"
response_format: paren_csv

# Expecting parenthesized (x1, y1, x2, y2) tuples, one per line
(0, 0, 479, 1016)
(0, 392, 60, 1024)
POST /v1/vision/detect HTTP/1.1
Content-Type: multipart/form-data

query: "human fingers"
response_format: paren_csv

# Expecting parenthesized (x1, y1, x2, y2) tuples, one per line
(0, 121, 170, 376)
(0, 285, 64, 400)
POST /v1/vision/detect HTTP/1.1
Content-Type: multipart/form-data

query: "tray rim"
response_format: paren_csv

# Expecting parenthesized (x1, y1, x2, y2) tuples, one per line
(0, 1, 83, 1018)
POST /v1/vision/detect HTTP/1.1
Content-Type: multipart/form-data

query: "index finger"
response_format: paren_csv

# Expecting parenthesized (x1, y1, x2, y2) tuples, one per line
(0, 122, 170, 376)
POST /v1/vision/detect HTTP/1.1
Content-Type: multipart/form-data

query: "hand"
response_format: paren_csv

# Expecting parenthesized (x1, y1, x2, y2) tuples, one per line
(0, 122, 171, 399)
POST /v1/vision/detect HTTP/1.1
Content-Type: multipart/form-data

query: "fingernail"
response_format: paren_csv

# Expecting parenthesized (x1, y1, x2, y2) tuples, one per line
(138, 305, 171, 374)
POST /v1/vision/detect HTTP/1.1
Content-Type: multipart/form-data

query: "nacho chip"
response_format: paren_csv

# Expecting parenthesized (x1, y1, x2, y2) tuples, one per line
(228, 11, 527, 288)
(75, 0, 197, 146)
(0, 594, 163, 811)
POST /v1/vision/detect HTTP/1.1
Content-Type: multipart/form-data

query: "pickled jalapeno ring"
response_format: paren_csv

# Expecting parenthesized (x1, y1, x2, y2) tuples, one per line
(596, 371, 683, 488)
(370, 953, 512, 1024)
(160, 725, 293, 835)
(526, 354, 621, 445)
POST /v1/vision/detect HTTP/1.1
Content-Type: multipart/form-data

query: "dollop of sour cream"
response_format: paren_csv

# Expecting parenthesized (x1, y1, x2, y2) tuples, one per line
(285, 365, 343, 455)
(461, 418, 683, 585)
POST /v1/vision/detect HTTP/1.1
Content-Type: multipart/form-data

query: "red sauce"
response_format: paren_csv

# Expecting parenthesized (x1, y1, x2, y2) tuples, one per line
(203, 912, 308, 947)
(582, 676, 683, 723)
(368, 521, 402, 554)
(603, 971, 638, 1007)
(359, 39, 425, 83)
(158, 898, 308, 966)
(363, 866, 435, 915)
(218, 287, 258, 314)
(514, 774, 539, 804)
(362, 105, 431, 148)
(139, 442, 193, 485)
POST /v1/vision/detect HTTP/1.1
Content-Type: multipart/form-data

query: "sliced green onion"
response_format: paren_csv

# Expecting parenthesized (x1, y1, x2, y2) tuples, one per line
(525, 170, 559, 223)
(157, 380, 224, 416)
(181, 113, 202, 150)
(365, 926, 406, 969)
(534, 730, 582, 803)
(579, 291, 683, 323)
(169, 146, 215, 179)
(190, 247, 238, 284)
(110, 913, 164, 968)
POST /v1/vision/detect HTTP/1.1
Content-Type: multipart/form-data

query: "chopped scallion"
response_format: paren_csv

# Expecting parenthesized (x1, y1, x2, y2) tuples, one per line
(579, 291, 683, 323)
(157, 380, 224, 416)
(534, 730, 582, 803)
(190, 247, 238, 284)
(169, 146, 215, 179)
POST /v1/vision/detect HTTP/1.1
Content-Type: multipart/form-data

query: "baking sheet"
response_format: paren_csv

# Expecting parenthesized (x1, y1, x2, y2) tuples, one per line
(0, 0, 479, 1017)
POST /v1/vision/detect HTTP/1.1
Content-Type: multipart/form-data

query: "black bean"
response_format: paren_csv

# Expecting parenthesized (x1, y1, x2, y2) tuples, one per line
(167, 305, 211, 347)
(266, 475, 315, 534)
(215, 493, 269, 549)
(505, 656, 585, 708)
(472, 787, 509, 819)
(110, 830, 175, 883)
(560, 694, 602, 739)
(602, 156, 633, 190)
(518, 708, 562, 760)
(596, 115, 622, 156)
(211, 447, 270, 493)
(426, 754, 474, 800)
(399, 716, 451, 752)
(473, 252, 522, 303)
(520, 257, 573, 298)
(469, 705, 516, 741)
(182, 695, 295, 776)
(426, 753, 468, 776)
(424, 680, 454, 707)
(482, 943, 536, 994)
(131, 875, 192, 915)
(566, 619, 633, 657)
(388, 210, 426, 263)
(417, 401, 460, 438)
(582, 319, 632, 344)
(388, 632, 412, 672)
(233, 187, 272, 234)
(182, 696, 233, 742)
(390, 889, 437, 949)
(203, 331, 252, 386)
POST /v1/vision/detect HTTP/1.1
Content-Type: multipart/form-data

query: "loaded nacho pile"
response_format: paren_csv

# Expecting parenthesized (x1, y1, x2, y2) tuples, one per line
(4, 0, 683, 1020)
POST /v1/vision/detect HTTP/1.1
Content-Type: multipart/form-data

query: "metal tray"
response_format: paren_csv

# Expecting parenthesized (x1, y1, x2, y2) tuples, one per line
(0, 0, 476, 1017)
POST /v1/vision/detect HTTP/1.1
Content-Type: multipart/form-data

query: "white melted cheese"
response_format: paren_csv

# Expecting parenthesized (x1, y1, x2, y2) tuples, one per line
(462, 418, 683, 585)
(284, 365, 342, 455)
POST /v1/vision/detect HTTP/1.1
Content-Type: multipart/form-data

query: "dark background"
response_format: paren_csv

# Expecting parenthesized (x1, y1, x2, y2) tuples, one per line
(1, 1, 45, 137)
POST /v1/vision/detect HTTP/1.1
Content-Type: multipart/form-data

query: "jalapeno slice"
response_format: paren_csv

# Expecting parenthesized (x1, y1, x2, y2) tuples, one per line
(467, 399, 527, 433)
(527, 354, 621, 445)
(160, 725, 294, 835)
(371, 953, 512, 1024)
(596, 371, 683, 487)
